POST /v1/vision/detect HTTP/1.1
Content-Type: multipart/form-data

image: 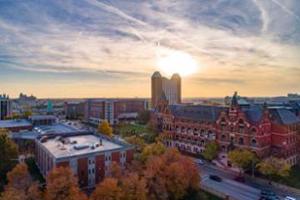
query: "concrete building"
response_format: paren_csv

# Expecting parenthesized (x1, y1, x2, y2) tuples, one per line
(35, 132, 134, 188)
(0, 119, 33, 132)
(151, 71, 181, 108)
(153, 92, 300, 166)
(64, 101, 85, 119)
(84, 99, 148, 125)
(0, 94, 12, 120)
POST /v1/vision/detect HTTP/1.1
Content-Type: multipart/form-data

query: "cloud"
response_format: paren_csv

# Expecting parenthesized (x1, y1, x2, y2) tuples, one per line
(0, 0, 299, 97)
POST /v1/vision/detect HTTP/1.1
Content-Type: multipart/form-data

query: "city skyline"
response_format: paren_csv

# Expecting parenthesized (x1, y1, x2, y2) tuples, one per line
(1, 0, 300, 98)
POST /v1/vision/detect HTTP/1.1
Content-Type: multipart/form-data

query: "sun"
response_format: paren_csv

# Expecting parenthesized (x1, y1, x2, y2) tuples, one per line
(156, 49, 198, 77)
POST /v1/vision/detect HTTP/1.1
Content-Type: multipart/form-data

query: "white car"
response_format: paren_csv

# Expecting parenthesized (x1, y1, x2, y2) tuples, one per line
(195, 159, 204, 165)
(284, 196, 297, 200)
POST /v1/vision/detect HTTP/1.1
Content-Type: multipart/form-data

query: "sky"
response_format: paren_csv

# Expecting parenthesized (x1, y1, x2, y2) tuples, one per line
(0, 0, 300, 98)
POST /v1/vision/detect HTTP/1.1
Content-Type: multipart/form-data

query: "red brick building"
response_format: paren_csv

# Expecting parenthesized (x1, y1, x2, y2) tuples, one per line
(35, 133, 134, 189)
(153, 93, 300, 166)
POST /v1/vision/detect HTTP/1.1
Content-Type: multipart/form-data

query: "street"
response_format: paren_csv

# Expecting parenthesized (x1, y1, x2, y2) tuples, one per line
(196, 159, 300, 200)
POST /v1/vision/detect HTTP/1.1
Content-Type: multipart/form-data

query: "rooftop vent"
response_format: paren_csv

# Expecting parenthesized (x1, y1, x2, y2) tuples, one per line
(73, 144, 89, 150)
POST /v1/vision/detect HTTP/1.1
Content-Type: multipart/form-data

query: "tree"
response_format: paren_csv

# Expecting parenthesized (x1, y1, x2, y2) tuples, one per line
(144, 148, 200, 200)
(228, 149, 257, 174)
(45, 167, 87, 200)
(1, 164, 42, 200)
(137, 110, 150, 125)
(120, 173, 147, 200)
(0, 129, 18, 180)
(124, 136, 146, 153)
(140, 142, 166, 163)
(90, 178, 122, 200)
(202, 141, 219, 161)
(228, 149, 257, 170)
(98, 120, 113, 137)
(257, 157, 290, 180)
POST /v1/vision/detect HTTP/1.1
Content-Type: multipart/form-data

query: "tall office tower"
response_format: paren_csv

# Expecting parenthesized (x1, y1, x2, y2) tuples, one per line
(151, 71, 181, 108)
(0, 94, 12, 120)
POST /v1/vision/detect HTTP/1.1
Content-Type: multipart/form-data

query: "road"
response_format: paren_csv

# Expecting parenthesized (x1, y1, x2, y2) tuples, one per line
(196, 159, 300, 200)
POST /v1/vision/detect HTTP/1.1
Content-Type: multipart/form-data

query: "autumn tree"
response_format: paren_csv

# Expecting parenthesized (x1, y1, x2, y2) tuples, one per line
(257, 157, 290, 180)
(1, 163, 42, 200)
(144, 148, 200, 200)
(91, 178, 122, 200)
(228, 149, 257, 174)
(98, 120, 113, 137)
(120, 173, 147, 200)
(202, 141, 219, 161)
(140, 142, 166, 163)
(45, 167, 87, 200)
(0, 129, 18, 184)
(124, 136, 146, 153)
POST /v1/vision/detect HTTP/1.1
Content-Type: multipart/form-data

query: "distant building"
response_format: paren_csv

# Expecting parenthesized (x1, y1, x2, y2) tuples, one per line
(29, 115, 57, 126)
(0, 94, 12, 120)
(153, 92, 300, 166)
(151, 71, 181, 108)
(0, 119, 32, 132)
(64, 102, 85, 119)
(84, 99, 148, 125)
(35, 132, 134, 188)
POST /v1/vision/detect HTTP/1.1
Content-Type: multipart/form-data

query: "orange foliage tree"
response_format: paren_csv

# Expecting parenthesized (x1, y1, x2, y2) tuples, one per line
(1, 163, 42, 200)
(45, 167, 87, 200)
(90, 178, 123, 200)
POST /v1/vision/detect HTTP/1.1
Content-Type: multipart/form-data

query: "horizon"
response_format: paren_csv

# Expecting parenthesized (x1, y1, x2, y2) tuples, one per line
(1, 0, 300, 98)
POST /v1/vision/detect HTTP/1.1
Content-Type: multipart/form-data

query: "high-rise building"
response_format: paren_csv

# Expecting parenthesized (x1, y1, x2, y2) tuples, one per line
(0, 94, 12, 120)
(151, 71, 181, 108)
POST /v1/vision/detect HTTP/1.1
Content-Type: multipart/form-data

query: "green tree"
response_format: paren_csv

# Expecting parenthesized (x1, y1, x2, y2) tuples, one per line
(257, 157, 291, 180)
(228, 149, 257, 174)
(0, 129, 18, 187)
(140, 142, 166, 163)
(98, 120, 113, 137)
(137, 110, 150, 125)
(124, 136, 146, 153)
(202, 141, 219, 161)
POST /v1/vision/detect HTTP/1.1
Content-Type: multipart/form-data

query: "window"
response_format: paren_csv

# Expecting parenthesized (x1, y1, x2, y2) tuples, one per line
(251, 139, 257, 146)
(221, 134, 226, 141)
(238, 138, 244, 145)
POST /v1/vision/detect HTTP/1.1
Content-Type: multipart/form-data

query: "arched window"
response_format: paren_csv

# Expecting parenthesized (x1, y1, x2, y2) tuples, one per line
(251, 128, 257, 134)
(193, 128, 198, 136)
(251, 139, 257, 146)
(221, 134, 226, 141)
(238, 119, 245, 133)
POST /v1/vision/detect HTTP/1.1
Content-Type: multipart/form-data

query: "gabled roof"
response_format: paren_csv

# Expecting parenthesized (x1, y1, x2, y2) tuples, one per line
(242, 105, 263, 123)
(169, 104, 226, 122)
(269, 108, 300, 125)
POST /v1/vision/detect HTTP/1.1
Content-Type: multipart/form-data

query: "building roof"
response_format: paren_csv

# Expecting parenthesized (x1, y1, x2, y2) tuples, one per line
(29, 115, 57, 120)
(169, 104, 225, 122)
(39, 134, 125, 159)
(269, 108, 300, 125)
(0, 119, 32, 128)
(242, 105, 263, 123)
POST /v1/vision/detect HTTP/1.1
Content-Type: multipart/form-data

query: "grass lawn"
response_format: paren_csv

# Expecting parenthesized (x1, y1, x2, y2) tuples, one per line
(115, 123, 158, 143)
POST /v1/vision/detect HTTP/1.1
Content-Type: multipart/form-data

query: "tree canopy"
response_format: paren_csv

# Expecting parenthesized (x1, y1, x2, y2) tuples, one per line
(0, 129, 18, 179)
(45, 167, 87, 200)
(228, 149, 257, 174)
(202, 141, 219, 161)
(257, 157, 291, 178)
(98, 120, 113, 137)
(1, 163, 42, 200)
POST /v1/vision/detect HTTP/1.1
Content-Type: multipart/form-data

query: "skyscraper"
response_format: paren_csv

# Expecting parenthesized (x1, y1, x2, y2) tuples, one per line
(0, 94, 12, 120)
(151, 71, 181, 108)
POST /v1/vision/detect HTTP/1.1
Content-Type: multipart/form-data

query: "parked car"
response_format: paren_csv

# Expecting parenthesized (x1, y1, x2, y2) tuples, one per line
(209, 175, 222, 182)
(196, 159, 204, 165)
(260, 189, 279, 200)
(284, 196, 296, 200)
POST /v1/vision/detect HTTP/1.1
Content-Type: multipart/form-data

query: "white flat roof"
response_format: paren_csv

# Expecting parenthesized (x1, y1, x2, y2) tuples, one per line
(40, 134, 123, 159)
(0, 119, 32, 128)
